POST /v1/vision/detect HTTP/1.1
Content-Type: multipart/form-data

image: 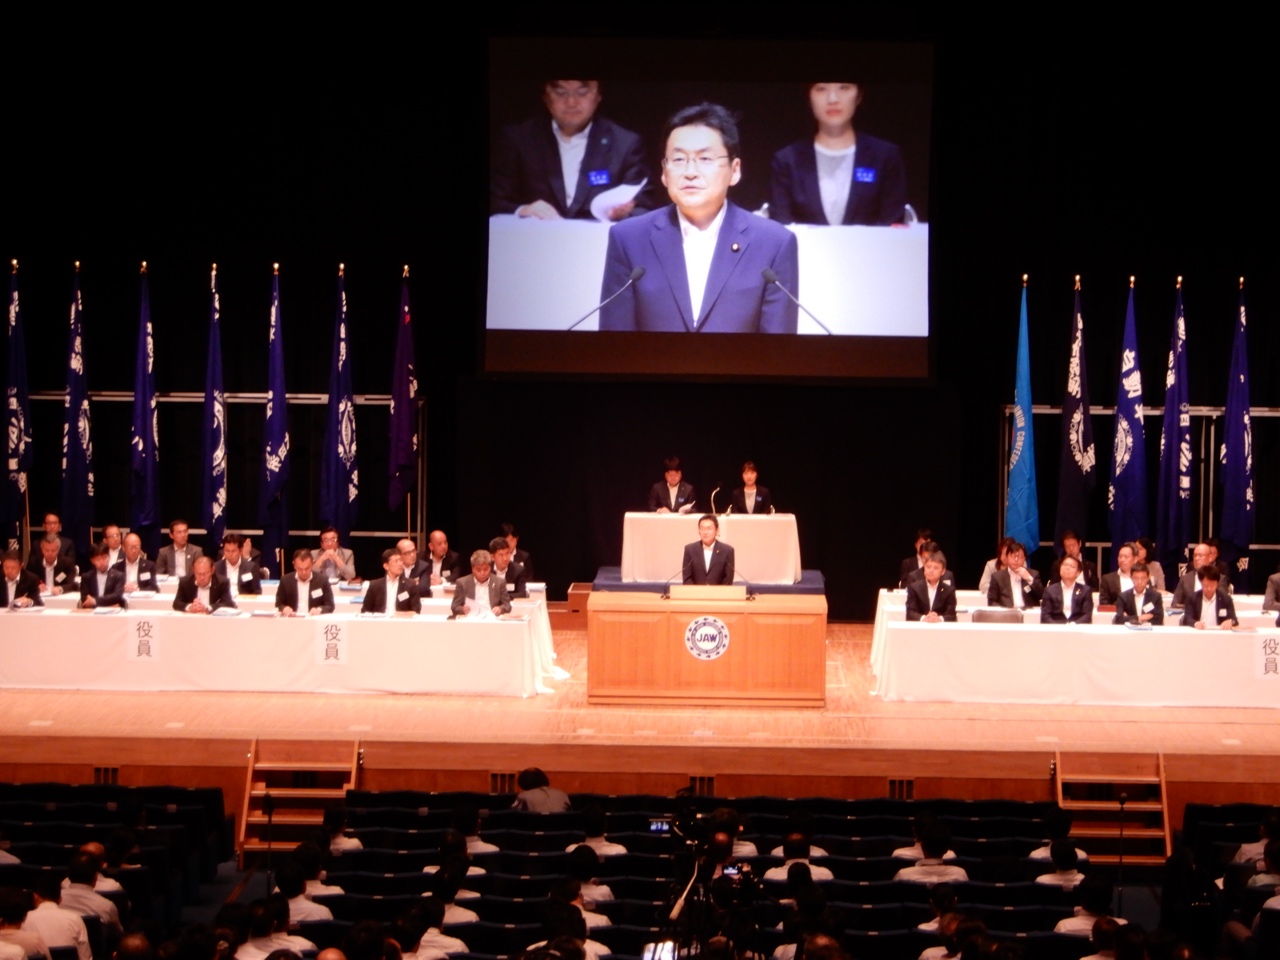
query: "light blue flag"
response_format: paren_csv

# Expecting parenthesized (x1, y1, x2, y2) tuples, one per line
(1005, 282, 1039, 552)
(1219, 282, 1254, 570)
(1108, 281, 1148, 560)
(201, 265, 228, 545)
(1155, 282, 1191, 576)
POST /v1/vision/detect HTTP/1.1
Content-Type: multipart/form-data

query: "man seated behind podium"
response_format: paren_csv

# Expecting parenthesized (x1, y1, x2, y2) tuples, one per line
(173, 556, 236, 613)
(649, 456, 696, 513)
(986, 542, 1042, 609)
(113, 533, 157, 592)
(1041, 554, 1093, 624)
(489, 537, 529, 599)
(451, 549, 512, 618)
(1048, 529, 1100, 592)
(1097, 542, 1137, 607)
(79, 542, 127, 610)
(362, 548, 420, 614)
(276, 550, 335, 616)
(1180, 565, 1238, 629)
(0, 551, 42, 607)
(1113, 562, 1163, 625)
(683, 514, 735, 586)
(905, 550, 956, 622)
(215, 533, 263, 598)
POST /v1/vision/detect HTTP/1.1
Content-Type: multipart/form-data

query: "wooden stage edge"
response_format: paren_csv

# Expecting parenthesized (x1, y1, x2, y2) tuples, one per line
(3, 625, 1280, 831)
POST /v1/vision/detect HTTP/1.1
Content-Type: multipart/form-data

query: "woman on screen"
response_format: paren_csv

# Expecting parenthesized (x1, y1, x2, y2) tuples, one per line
(730, 461, 775, 515)
(770, 82, 907, 226)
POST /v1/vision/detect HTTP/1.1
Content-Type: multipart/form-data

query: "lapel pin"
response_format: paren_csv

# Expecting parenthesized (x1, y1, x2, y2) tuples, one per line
(731, 243, 740, 252)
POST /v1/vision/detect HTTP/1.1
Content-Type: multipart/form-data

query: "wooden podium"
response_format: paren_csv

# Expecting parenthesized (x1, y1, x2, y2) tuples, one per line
(586, 589, 828, 707)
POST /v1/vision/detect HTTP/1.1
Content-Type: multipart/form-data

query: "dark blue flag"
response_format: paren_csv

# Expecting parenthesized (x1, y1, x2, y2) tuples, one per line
(1108, 280, 1148, 560)
(258, 265, 291, 574)
(1054, 280, 1097, 549)
(201, 265, 228, 546)
(1005, 280, 1039, 551)
(388, 266, 418, 512)
(319, 264, 358, 542)
(6, 260, 33, 549)
(1219, 281, 1254, 571)
(61, 263, 94, 560)
(130, 263, 161, 558)
(1155, 280, 1192, 577)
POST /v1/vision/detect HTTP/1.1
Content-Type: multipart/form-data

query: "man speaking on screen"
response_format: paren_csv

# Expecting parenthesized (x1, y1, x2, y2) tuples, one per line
(599, 103, 799, 334)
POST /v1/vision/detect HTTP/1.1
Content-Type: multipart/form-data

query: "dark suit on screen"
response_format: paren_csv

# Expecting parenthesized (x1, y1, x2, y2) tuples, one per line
(79, 567, 128, 609)
(1113, 586, 1164, 625)
(361, 576, 420, 614)
(904, 578, 957, 622)
(490, 115, 654, 220)
(1040, 581, 1094, 624)
(1180, 590, 1239, 628)
(172, 573, 236, 612)
(769, 134, 907, 226)
(987, 567, 1043, 608)
(683, 541, 735, 586)
(730, 486, 773, 515)
(599, 202, 799, 334)
(648, 481, 696, 513)
(275, 574, 335, 615)
(1, 570, 44, 607)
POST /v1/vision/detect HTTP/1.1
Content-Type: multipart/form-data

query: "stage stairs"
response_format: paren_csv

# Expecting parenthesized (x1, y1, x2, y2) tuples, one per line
(1054, 751, 1171, 867)
(238, 738, 361, 867)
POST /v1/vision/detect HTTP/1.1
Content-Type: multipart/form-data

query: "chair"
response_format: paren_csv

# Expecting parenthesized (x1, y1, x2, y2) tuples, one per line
(296, 920, 352, 950)
(447, 922, 539, 957)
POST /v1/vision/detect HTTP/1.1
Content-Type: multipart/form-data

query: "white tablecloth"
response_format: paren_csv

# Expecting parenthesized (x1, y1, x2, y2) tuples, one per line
(875, 620, 1280, 708)
(0, 609, 542, 697)
(619, 512, 801, 584)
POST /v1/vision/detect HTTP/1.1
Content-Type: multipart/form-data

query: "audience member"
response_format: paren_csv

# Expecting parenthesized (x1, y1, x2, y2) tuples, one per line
(1035, 839, 1086, 889)
(764, 833, 834, 881)
(1054, 877, 1126, 935)
(768, 810, 830, 858)
(513, 768, 571, 813)
(275, 862, 333, 927)
(0, 888, 50, 960)
(566, 806, 627, 856)
(566, 846, 614, 905)
(893, 826, 968, 884)
(21, 874, 90, 960)
(59, 853, 122, 933)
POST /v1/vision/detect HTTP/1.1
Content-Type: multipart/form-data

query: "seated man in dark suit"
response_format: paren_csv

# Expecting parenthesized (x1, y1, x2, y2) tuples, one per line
(898, 527, 931, 588)
(1041, 555, 1094, 624)
(1048, 529, 1100, 592)
(905, 550, 957, 622)
(987, 542, 1042, 609)
(113, 532, 158, 593)
(397, 538, 431, 585)
(79, 542, 127, 610)
(1180, 566, 1238, 629)
(1172, 542, 1230, 606)
(1263, 567, 1280, 613)
(0, 550, 43, 607)
(38, 512, 77, 568)
(1113, 562, 1163, 625)
(489, 537, 529, 599)
(1098, 542, 1138, 606)
(451, 549, 513, 618)
(501, 523, 534, 582)
(648, 456, 696, 514)
(425, 530, 465, 587)
(905, 540, 950, 586)
(683, 514, 735, 585)
(26, 535, 77, 597)
(361, 548, 420, 615)
(214, 533, 263, 598)
(275, 549, 335, 617)
(155, 518, 203, 578)
(173, 556, 236, 614)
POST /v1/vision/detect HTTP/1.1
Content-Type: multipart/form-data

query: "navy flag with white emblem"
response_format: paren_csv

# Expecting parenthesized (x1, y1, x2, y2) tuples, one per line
(1219, 279, 1254, 573)
(130, 262, 161, 558)
(1155, 278, 1192, 578)
(201, 264, 228, 545)
(258, 264, 291, 573)
(319, 263, 358, 543)
(1054, 277, 1096, 550)
(6, 260, 33, 549)
(61, 262, 95, 560)
(1108, 278, 1148, 562)
(388, 266, 418, 512)
(1004, 277, 1039, 551)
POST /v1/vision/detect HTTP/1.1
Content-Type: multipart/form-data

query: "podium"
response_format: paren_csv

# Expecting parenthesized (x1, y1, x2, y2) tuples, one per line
(586, 588, 827, 707)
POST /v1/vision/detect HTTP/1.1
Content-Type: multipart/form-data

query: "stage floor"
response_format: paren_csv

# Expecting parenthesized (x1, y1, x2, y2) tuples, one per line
(2, 624, 1277, 757)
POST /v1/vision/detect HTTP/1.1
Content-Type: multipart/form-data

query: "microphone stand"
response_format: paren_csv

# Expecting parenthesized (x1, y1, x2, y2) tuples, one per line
(263, 791, 275, 897)
(1116, 792, 1127, 917)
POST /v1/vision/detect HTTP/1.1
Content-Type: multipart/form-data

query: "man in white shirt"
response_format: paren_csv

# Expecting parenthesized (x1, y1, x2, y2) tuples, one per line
(59, 854, 121, 934)
(0, 885, 50, 960)
(402, 899, 468, 960)
(216, 534, 263, 597)
(566, 806, 627, 857)
(1034, 840, 1086, 889)
(1053, 878, 1127, 936)
(21, 877, 90, 960)
(100, 525, 124, 567)
(114, 533, 158, 593)
(234, 896, 315, 960)
(452, 806, 499, 855)
(155, 519, 202, 578)
(763, 834, 834, 882)
(27, 536, 76, 596)
(276, 864, 332, 928)
(893, 828, 968, 885)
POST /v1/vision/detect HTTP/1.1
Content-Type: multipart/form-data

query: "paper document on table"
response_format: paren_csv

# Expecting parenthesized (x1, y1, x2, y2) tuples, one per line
(590, 179, 648, 222)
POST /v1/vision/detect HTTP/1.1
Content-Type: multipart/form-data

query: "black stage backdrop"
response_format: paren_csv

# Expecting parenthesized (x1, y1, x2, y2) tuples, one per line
(2, 21, 1275, 620)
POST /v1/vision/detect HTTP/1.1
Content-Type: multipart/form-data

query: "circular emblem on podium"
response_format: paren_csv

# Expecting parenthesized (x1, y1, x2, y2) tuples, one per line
(685, 616, 730, 660)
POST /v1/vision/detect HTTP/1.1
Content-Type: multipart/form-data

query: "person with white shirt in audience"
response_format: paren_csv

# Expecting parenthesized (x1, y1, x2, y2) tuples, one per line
(430, 868, 478, 925)
(550, 879, 611, 931)
(1035, 839, 1086, 889)
(763, 833, 834, 882)
(399, 899, 468, 960)
(919, 915, 985, 960)
(216, 534, 263, 598)
(452, 806, 499, 855)
(21, 875, 90, 960)
(1028, 813, 1089, 862)
(1180, 565, 1238, 629)
(1078, 916, 1121, 960)
(893, 818, 957, 861)
(155, 519, 202, 578)
(893, 827, 968, 884)
(566, 806, 627, 857)
(1054, 877, 1127, 936)
(323, 808, 362, 854)
(233, 896, 315, 960)
(567, 846, 615, 906)
(769, 810, 829, 859)
(114, 533, 158, 593)
(292, 842, 343, 899)
(275, 862, 332, 928)
(0, 887, 50, 960)
(80, 542, 128, 609)
(1232, 810, 1279, 871)
(528, 900, 611, 960)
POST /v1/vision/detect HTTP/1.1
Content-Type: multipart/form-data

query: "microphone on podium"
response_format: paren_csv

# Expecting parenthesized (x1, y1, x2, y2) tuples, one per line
(566, 267, 646, 330)
(762, 267, 833, 335)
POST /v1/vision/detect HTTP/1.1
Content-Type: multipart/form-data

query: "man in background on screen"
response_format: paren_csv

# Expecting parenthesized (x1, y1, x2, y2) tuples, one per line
(599, 102, 799, 334)
(491, 80, 652, 222)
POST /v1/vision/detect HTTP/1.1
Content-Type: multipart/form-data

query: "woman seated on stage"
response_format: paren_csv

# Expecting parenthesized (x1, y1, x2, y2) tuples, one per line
(730, 461, 775, 515)
(1133, 536, 1166, 592)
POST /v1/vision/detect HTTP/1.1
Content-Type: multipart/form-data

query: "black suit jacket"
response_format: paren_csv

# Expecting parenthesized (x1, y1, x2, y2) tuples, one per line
(899, 554, 922, 588)
(1040, 581, 1094, 624)
(905, 578, 957, 621)
(495, 560, 529, 599)
(215, 558, 263, 595)
(172, 573, 236, 612)
(111, 557, 158, 591)
(1113, 586, 1164, 625)
(513, 548, 533, 582)
(427, 551, 465, 583)
(1097, 571, 1131, 607)
(1172, 567, 1233, 606)
(988, 567, 1043, 608)
(769, 133, 908, 226)
(79, 567, 128, 608)
(490, 114, 654, 220)
(1, 570, 44, 606)
(1180, 590, 1239, 627)
(648, 481, 696, 513)
(24, 556, 78, 593)
(730, 486, 773, 515)
(1049, 556, 1101, 592)
(361, 576, 420, 614)
(682, 541, 735, 585)
(275, 573, 336, 614)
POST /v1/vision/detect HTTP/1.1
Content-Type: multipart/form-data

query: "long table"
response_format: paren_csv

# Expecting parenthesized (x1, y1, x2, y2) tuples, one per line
(875, 620, 1280, 708)
(0, 607, 545, 698)
(620, 512, 802, 584)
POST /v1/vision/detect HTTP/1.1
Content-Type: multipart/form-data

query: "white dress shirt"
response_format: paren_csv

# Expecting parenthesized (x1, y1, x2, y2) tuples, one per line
(678, 203, 728, 325)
